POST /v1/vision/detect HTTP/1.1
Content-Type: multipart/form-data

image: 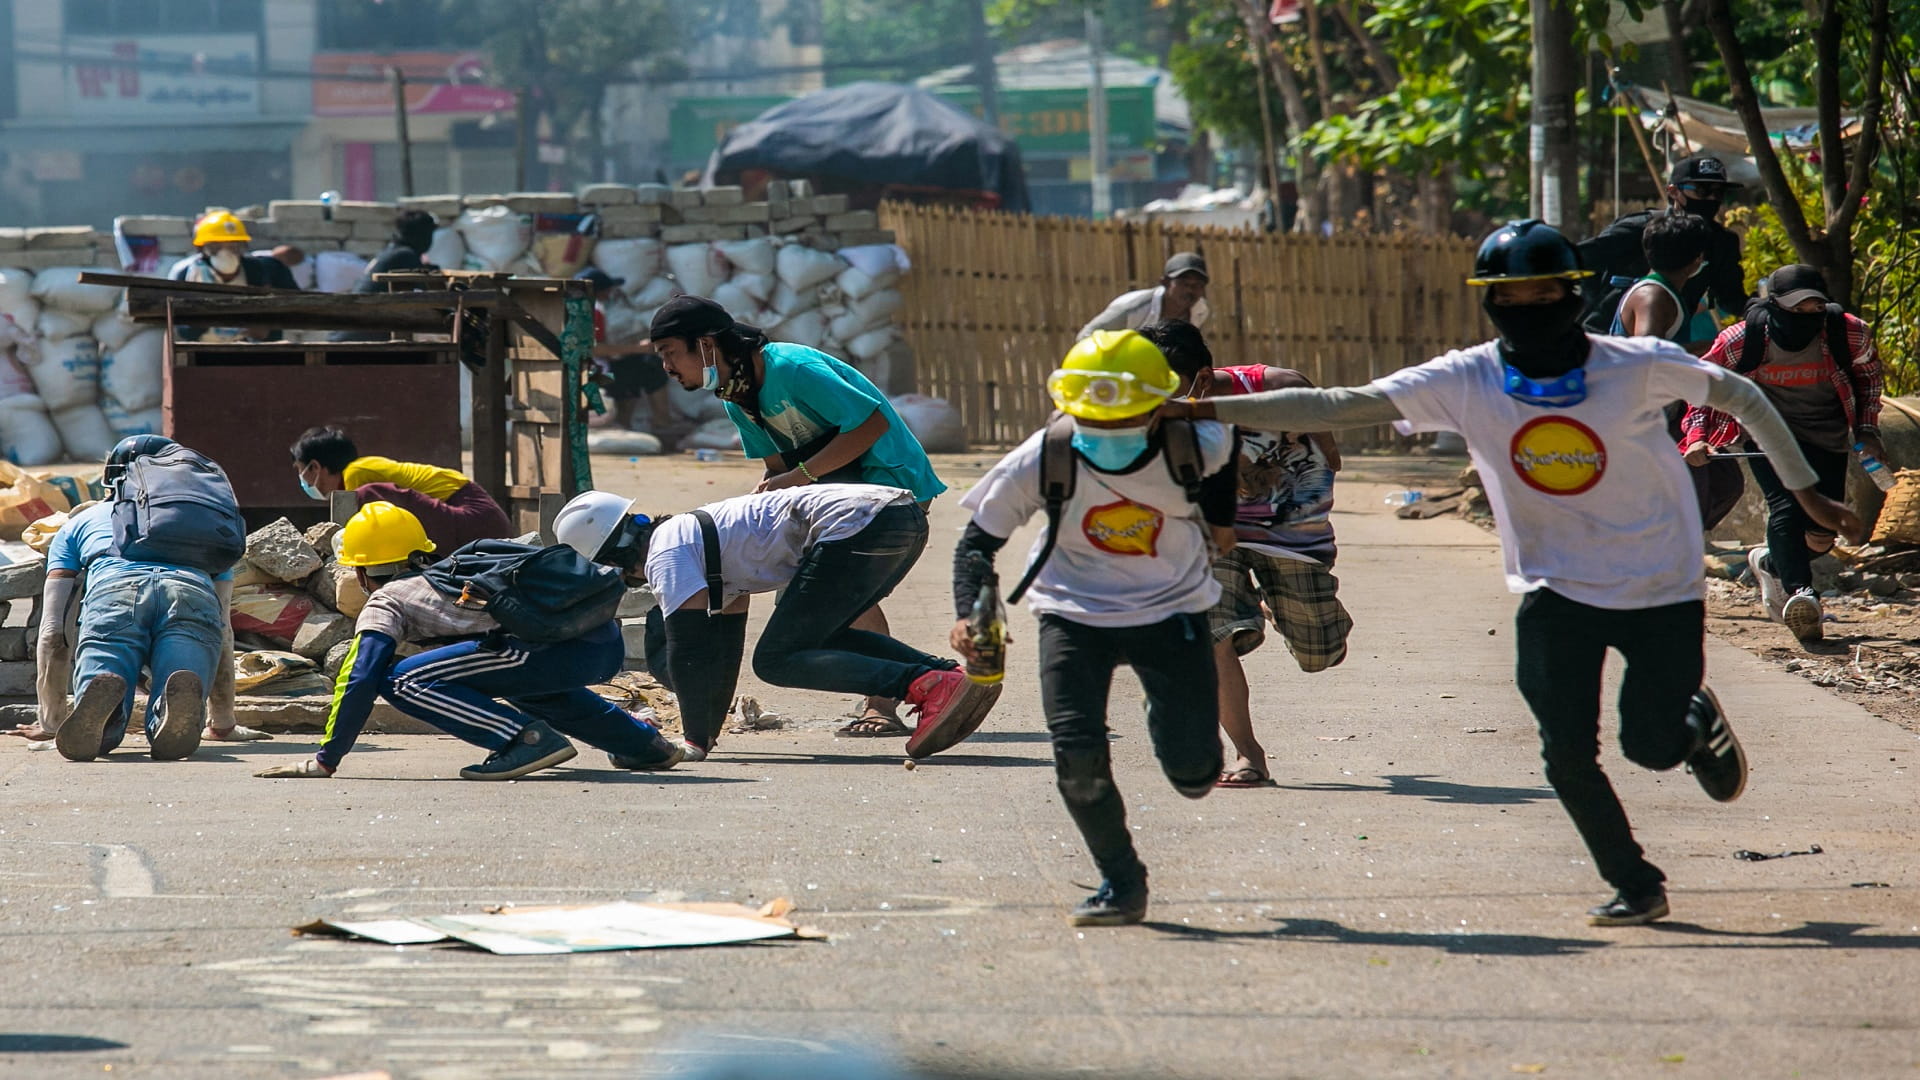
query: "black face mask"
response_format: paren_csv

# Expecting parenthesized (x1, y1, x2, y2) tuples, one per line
(1483, 292, 1590, 377)
(1680, 196, 1722, 220)
(1767, 304, 1826, 352)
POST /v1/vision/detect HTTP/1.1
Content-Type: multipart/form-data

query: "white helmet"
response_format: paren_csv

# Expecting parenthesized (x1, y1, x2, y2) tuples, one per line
(554, 490, 641, 563)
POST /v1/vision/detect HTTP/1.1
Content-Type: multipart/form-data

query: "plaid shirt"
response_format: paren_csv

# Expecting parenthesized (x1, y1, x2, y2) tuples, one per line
(1678, 313, 1881, 451)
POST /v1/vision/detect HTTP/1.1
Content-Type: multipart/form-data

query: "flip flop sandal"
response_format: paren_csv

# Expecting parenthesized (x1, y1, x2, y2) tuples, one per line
(1216, 767, 1277, 789)
(836, 715, 911, 738)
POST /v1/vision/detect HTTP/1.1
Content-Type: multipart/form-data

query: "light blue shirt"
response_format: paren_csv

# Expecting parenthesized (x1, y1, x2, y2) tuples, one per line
(723, 343, 946, 503)
(46, 503, 228, 589)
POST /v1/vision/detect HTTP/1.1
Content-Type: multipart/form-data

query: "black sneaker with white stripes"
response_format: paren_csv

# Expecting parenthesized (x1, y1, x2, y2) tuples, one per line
(1588, 888, 1669, 927)
(1685, 685, 1746, 803)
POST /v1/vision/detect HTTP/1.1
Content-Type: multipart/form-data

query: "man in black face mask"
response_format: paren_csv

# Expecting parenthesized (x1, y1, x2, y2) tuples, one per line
(1580, 155, 1748, 342)
(1679, 264, 1882, 644)
(1163, 221, 1860, 929)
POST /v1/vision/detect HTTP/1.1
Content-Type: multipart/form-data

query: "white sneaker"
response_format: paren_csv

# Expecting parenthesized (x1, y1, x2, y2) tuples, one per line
(1783, 587, 1824, 643)
(1748, 545, 1786, 622)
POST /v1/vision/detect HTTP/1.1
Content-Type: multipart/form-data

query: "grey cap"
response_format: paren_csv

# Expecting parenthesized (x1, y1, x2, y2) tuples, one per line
(1163, 252, 1208, 281)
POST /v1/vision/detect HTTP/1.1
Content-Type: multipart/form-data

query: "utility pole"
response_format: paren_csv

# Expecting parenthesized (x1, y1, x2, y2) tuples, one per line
(390, 66, 415, 197)
(967, 0, 1000, 127)
(1529, 0, 1580, 233)
(1086, 5, 1111, 219)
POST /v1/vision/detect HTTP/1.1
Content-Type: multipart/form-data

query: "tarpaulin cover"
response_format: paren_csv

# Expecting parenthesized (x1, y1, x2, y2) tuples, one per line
(704, 83, 1030, 212)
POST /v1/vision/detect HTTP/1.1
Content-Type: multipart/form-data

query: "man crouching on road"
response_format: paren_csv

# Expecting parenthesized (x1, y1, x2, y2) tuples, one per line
(256, 502, 680, 781)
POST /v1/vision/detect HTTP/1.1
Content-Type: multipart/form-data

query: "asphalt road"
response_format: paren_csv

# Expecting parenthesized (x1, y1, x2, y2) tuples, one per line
(2, 453, 1916, 1080)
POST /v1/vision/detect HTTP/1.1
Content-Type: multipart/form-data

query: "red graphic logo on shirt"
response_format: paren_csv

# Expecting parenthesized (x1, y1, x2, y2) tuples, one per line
(1082, 497, 1165, 556)
(1509, 416, 1607, 495)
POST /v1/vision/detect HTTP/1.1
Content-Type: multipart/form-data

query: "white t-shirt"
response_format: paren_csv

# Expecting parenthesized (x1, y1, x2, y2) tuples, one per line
(645, 484, 915, 613)
(1374, 336, 1717, 611)
(961, 421, 1236, 627)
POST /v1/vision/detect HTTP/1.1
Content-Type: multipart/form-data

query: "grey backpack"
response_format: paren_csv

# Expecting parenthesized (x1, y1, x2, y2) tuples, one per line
(112, 445, 246, 575)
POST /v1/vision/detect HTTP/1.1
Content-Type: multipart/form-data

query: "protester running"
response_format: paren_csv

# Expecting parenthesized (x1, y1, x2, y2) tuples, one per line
(1078, 252, 1210, 340)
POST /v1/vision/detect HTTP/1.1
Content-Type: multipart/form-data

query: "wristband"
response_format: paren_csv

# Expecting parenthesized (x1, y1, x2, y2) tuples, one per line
(796, 460, 818, 483)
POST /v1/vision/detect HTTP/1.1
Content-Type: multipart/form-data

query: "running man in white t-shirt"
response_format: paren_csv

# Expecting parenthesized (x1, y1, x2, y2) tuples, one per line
(1167, 221, 1859, 928)
(951, 330, 1240, 927)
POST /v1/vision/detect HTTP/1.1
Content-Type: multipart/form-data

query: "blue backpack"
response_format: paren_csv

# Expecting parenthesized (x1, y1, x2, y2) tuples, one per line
(111, 445, 246, 575)
(421, 539, 626, 644)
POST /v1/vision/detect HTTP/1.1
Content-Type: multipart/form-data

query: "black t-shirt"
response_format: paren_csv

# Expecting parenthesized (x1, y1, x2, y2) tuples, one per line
(1578, 209, 1746, 335)
(351, 244, 428, 294)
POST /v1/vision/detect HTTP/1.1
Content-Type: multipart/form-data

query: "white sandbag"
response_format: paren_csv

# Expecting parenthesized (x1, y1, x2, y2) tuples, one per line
(682, 416, 743, 451)
(829, 288, 904, 343)
(840, 243, 911, 280)
(0, 268, 33, 323)
(768, 281, 821, 317)
(730, 272, 774, 304)
(890, 394, 965, 453)
(426, 227, 466, 272)
(602, 298, 649, 345)
(100, 329, 165, 412)
(710, 280, 760, 317)
(102, 398, 163, 439)
(586, 429, 664, 456)
(0, 354, 34, 400)
(504, 251, 545, 278)
(29, 336, 101, 411)
(36, 309, 93, 341)
(767, 309, 828, 349)
(29, 268, 121, 315)
(664, 243, 730, 299)
(714, 238, 775, 276)
(849, 325, 901, 364)
(313, 251, 368, 294)
(51, 403, 116, 461)
(667, 381, 728, 423)
(775, 245, 846, 292)
(593, 238, 663, 289)
(0, 394, 63, 466)
(90, 310, 141, 351)
(455, 206, 533, 270)
(630, 275, 679, 310)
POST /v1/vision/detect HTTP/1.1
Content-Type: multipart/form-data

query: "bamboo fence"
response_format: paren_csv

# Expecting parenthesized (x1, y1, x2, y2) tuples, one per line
(880, 202, 1488, 447)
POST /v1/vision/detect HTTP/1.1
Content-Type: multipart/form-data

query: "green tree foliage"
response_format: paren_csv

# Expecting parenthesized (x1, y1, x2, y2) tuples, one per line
(820, 0, 981, 83)
(1166, 4, 1268, 149)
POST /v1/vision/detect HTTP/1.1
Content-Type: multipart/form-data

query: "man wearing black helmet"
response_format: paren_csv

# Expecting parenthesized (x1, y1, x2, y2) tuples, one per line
(1164, 220, 1860, 927)
(1581, 154, 1749, 343)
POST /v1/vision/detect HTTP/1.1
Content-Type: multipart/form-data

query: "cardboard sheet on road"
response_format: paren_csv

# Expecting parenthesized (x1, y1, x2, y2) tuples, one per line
(295, 899, 821, 955)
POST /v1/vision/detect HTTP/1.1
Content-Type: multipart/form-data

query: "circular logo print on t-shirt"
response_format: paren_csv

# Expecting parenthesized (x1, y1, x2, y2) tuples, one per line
(1082, 497, 1165, 556)
(1509, 416, 1607, 495)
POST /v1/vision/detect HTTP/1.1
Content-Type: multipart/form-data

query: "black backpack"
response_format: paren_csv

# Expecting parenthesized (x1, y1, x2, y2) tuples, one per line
(1734, 300, 1853, 375)
(1006, 414, 1206, 604)
(422, 540, 627, 644)
(1577, 209, 1657, 332)
(111, 444, 245, 575)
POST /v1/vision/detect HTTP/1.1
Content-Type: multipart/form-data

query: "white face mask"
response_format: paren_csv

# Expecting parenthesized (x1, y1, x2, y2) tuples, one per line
(209, 250, 242, 275)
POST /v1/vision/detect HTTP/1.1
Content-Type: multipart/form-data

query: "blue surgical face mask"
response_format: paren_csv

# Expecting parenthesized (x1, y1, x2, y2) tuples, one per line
(699, 342, 721, 391)
(1502, 364, 1588, 408)
(300, 476, 324, 501)
(1071, 422, 1151, 470)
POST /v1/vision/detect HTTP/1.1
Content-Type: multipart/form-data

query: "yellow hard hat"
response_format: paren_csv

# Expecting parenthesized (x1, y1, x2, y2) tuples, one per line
(336, 501, 435, 568)
(193, 210, 252, 247)
(1047, 330, 1177, 422)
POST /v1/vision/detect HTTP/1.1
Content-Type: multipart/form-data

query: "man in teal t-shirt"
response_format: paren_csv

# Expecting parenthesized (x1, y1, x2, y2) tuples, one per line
(650, 295, 946, 734)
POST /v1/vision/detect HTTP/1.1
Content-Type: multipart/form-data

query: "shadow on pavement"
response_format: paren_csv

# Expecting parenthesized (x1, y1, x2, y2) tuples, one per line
(1144, 917, 1608, 957)
(0, 1034, 129, 1052)
(1281, 773, 1556, 806)
(957, 731, 1054, 744)
(1649, 920, 1920, 950)
(718, 753, 1050, 768)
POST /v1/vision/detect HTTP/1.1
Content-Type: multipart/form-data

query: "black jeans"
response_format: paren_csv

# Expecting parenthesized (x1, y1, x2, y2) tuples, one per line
(1038, 612, 1222, 884)
(1745, 439, 1850, 594)
(753, 503, 951, 701)
(1514, 589, 1704, 896)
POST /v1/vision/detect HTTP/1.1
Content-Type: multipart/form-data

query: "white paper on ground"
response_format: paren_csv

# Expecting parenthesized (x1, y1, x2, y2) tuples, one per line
(299, 900, 800, 954)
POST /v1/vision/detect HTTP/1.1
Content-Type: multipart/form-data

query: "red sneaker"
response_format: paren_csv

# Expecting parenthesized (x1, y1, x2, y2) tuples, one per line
(902, 670, 1001, 759)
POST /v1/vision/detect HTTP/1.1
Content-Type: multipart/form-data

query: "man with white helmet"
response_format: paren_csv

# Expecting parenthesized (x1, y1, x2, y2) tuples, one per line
(256, 502, 680, 780)
(555, 485, 996, 761)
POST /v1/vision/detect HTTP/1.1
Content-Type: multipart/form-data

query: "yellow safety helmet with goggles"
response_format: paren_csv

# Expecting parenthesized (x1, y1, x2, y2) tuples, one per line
(1047, 330, 1177, 422)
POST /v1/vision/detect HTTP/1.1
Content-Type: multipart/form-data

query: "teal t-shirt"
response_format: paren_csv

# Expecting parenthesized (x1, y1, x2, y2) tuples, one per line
(724, 343, 946, 502)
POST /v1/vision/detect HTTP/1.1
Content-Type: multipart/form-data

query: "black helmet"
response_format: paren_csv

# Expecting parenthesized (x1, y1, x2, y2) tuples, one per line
(1467, 220, 1593, 286)
(104, 434, 176, 485)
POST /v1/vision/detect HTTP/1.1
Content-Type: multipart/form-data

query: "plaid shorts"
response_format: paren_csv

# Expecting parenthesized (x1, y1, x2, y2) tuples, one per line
(1208, 547, 1352, 672)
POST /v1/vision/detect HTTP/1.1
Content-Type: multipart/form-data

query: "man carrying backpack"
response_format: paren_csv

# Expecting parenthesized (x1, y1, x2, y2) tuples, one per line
(553, 485, 998, 762)
(1580, 155, 1748, 342)
(43, 436, 245, 763)
(1680, 264, 1882, 644)
(256, 502, 682, 780)
(949, 330, 1239, 926)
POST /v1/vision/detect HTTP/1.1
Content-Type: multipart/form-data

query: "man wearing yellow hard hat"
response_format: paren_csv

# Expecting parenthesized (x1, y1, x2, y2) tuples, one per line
(950, 329, 1240, 927)
(256, 502, 680, 781)
(168, 209, 299, 342)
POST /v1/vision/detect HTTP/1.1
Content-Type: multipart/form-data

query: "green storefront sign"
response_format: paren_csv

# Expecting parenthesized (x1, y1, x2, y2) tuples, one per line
(668, 85, 1157, 164)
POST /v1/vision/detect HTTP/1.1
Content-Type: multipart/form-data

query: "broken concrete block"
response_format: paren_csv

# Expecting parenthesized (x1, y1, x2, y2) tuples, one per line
(398, 195, 465, 220)
(714, 203, 771, 224)
(660, 225, 721, 244)
(268, 200, 330, 221)
(324, 639, 353, 678)
(668, 189, 705, 209)
(0, 557, 46, 603)
(506, 192, 579, 214)
(244, 518, 324, 583)
(307, 564, 368, 619)
(770, 216, 816, 235)
(303, 520, 342, 557)
(620, 617, 648, 663)
(597, 204, 663, 225)
(601, 221, 662, 240)
(710, 225, 750, 241)
(676, 205, 717, 224)
(812, 194, 851, 215)
(27, 227, 99, 249)
(703, 186, 745, 207)
(328, 200, 397, 224)
(825, 210, 880, 232)
(617, 585, 656, 619)
(0, 627, 28, 662)
(115, 215, 192, 238)
(579, 184, 637, 206)
(291, 609, 354, 661)
(633, 184, 671, 206)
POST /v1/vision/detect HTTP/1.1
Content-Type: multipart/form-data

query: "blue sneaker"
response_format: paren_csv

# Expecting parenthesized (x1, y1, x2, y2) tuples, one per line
(459, 721, 577, 780)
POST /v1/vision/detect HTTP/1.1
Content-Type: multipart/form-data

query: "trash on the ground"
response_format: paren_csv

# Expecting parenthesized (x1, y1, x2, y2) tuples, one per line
(1851, 881, 1891, 888)
(1464, 727, 1498, 734)
(903, 758, 917, 770)
(1733, 844, 1823, 861)
(294, 898, 824, 955)
(1316, 735, 1355, 742)
(732, 695, 786, 732)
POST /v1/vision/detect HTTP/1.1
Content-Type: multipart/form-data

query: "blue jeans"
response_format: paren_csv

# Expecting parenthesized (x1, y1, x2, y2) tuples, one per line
(73, 566, 222, 750)
(383, 621, 671, 762)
